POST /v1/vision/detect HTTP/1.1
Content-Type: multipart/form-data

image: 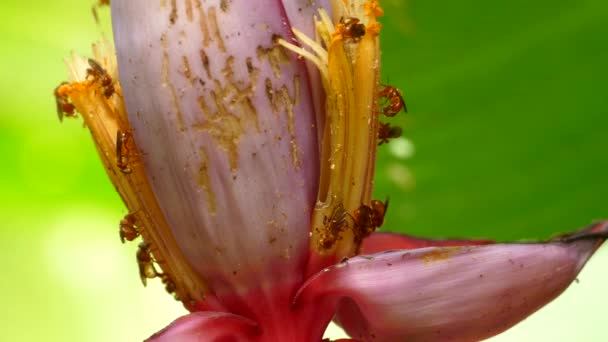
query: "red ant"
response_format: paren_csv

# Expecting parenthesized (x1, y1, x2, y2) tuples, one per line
(378, 85, 407, 117)
(339, 17, 366, 40)
(119, 213, 139, 243)
(352, 198, 389, 238)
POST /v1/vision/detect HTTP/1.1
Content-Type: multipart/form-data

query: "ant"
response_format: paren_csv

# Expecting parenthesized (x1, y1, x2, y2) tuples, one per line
(119, 213, 139, 243)
(136, 241, 159, 286)
(86, 58, 115, 98)
(378, 85, 407, 117)
(116, 130, 133, 174)
(159, 273, 178, 299)
(323, 203, 348, 230)
(341, 17, 366, 39)
(378, 122, 402, 145)
(320, 203, 349, 249)
(136, 242, 177, 297)
(352, 198, 389, 238)
(54, 82, 75, 122)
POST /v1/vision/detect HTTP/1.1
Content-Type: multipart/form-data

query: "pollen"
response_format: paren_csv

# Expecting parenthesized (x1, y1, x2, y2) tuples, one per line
(364, 0, 384, 18)
(367, 22, 382, 36)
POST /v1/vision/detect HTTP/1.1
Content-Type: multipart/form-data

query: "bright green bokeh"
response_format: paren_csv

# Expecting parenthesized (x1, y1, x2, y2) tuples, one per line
(1, 0, 606, 341)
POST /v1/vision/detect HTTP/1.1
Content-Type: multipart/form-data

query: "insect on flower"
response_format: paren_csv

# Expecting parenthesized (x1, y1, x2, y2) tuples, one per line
(137, 242, 179, 298)
(87, 58, 115, 98)
(115, 130, 133, 174)
(338, 17, 366, 40)
(378, 84, 407, 117)
(55, 0, 608, 341)
(157, 271, 181, 300)
(136, 241, 159, 286)
(53, 82, 75, 122)
(353, 198, 389, 239)
(119, 212, 139, 243)
(319, 203, 350, 249)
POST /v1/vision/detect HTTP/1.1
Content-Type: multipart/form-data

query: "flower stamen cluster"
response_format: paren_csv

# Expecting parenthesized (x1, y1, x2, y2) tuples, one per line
(278, 0, 385, 263)
(55, 39, 210, 310)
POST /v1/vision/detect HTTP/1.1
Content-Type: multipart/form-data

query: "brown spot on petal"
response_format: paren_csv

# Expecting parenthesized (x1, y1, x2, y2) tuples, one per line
(246, 57, 254, 73)
(221, 55, 235, 80)
(265, 78, 276, 112)
(218, 57, 259, 130)
(192, 53, 262, 168)
(238, 96, 259, 133)
(181, 55, 194, 85)
(161, 34, 185, 132)
(195, 96, 242, 170)
(257, 42, 290, 80)
(185, 0, 193, 22)
(199, 49, 212, 79)
(169, 0, 178, 25)
(264, 75, 301, 168)
(208, 7, 226, 52)
(420, 247, 462, 264)
(277, 76, 301, 168)
(220, 0, 229, 12)
(197, 95, 211, 117)
(194, 1, 211, 48)
(245, 57, 260, 87)
(197, 147, 216, 214)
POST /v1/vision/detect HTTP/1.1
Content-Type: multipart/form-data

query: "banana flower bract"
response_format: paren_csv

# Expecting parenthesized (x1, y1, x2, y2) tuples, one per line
(55, 0, 608, 341)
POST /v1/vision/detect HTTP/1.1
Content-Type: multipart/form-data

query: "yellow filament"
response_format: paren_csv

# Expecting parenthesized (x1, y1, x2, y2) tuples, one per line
(292, 28, 329, 63)
(276, 38, 329, 81)
(60, 41, 209, 306)
(284, 1, 383, 257)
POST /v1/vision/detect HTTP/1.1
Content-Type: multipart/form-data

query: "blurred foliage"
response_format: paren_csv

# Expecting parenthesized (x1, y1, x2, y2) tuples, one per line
(0, 0, 605, 341)
(375, 0, 608, 240)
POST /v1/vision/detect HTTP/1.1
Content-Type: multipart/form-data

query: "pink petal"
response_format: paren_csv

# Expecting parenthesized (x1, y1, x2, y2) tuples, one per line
(361, 232, 493, 254)
(296, 221, 608, 342)
(146, 311, 259, 342)
(111, 0, 323, 305)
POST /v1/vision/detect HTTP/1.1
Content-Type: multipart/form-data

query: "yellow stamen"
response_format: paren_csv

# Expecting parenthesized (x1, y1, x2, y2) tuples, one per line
(276, 38, 329, 81)
(58, 39, 209, 307)
(292, 28, 329, 64)
(315, 10, 335, 46)
(281, 0, 384, 257)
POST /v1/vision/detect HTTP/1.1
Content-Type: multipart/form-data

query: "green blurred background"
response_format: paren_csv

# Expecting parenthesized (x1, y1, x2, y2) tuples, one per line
(1, 0, 606, 341)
